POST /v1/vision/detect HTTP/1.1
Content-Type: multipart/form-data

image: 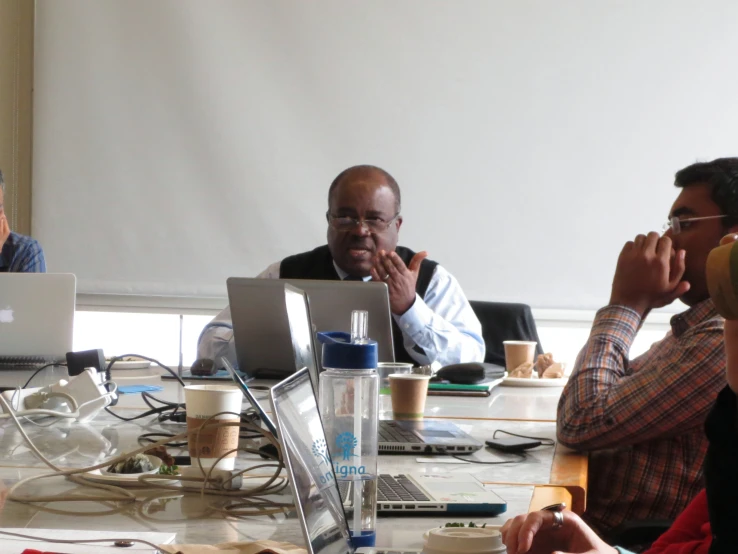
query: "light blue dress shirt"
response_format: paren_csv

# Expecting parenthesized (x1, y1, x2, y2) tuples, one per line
(198, 260, 485, 368)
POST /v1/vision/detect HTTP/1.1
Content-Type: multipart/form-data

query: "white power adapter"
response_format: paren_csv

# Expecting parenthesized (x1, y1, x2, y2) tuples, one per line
(19, 369, 115, 422)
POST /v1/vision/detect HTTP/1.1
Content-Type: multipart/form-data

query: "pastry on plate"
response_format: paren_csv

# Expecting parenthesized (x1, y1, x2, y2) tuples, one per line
(534, 353, 554, 377)
(541, 362, 566, 379)
(508, 361, 533, 378)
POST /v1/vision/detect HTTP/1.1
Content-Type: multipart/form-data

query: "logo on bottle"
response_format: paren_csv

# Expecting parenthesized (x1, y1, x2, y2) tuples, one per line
(335, 432, 358, 460)
(333, 432, 366, 478)
(312, 438, 335, 485)
(312, 438, 331, 467)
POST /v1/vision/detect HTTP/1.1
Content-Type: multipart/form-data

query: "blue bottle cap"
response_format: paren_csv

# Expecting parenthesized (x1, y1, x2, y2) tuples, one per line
(349, 530, 376, 548)
(317, 331, 378, 370)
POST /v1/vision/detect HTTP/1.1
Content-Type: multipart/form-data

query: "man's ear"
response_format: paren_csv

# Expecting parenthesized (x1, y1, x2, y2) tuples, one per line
(395, 216, 403, 232)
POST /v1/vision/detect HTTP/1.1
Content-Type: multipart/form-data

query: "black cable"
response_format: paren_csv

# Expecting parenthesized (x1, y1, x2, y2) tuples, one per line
(104, 353, 187, 419)
(22, 363, 68, 389)
(452, 451, 528, 464)
(492, 429, 556, 446)
(105, 354, 186, 387)
(105, 404, 180, 422)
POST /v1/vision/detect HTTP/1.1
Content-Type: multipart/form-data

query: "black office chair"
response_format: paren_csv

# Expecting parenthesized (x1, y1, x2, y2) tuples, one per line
(469, 300, 544, 366)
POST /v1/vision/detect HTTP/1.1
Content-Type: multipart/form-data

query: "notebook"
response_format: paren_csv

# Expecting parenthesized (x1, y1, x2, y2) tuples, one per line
(0, 273, 75, 366)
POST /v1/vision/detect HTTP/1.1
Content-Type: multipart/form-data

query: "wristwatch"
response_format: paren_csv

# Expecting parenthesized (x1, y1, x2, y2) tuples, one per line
(542, 502, 566, 530)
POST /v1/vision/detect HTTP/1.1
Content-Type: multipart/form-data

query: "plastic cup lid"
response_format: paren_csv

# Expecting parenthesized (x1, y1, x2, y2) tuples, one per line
(422, 527, 505, 554)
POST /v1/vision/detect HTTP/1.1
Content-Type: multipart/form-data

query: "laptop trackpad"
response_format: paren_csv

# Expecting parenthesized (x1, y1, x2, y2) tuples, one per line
(396, 420, 464, 444)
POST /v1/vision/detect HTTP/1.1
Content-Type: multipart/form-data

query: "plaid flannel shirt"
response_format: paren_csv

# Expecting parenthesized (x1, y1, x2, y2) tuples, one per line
(557, 299, 725, 532)
(0, 232, 46, 273)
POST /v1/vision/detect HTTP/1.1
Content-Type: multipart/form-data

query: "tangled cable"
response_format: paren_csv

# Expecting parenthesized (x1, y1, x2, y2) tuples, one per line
(0, 395, 293, 519)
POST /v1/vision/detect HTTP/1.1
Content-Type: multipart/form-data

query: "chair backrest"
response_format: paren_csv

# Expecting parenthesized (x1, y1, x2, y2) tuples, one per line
(469, 300, 544, 366)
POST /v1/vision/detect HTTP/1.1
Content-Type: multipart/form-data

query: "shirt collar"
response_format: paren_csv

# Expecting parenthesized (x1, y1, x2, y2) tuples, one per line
(670, 298, 721, 337)
(332, 261, 371, 282)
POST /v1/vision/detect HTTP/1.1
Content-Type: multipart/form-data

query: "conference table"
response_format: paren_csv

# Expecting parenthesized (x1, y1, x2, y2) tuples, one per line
(0, 373, 587, 550)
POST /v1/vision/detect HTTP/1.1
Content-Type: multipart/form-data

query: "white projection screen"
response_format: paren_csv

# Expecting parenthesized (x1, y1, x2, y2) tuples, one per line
(33, 0, 738, 310)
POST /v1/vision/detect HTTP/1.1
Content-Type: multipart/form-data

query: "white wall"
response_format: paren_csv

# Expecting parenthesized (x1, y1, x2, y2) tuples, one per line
(32, 0, 738, 312)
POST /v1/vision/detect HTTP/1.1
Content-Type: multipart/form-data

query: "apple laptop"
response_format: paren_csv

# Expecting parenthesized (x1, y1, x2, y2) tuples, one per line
(270, 368, 507, 524)
(0, 273, 75, 366)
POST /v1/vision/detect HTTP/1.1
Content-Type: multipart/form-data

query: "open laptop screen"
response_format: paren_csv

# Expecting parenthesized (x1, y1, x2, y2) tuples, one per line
(271, 368, 353, 554)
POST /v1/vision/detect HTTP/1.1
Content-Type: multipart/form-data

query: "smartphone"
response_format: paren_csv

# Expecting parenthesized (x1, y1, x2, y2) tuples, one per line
(485, 437, 542, 452)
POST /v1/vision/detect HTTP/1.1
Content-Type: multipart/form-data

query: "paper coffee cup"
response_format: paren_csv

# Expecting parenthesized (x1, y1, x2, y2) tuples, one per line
(389, 374, 430, 420)
(707, 239, 738, 320)
(422, 527, 506, 554)
(503, 340, 537, 372)
(184, 385, 242, 471)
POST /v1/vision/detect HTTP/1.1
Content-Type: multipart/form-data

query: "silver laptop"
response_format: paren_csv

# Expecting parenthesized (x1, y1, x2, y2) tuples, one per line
(227, 277, 395, 378)
(271, 368, 507, 525)
(226, 278, 312, 380)
(279, 279, 395, 364)
(0, 273, 75, 365)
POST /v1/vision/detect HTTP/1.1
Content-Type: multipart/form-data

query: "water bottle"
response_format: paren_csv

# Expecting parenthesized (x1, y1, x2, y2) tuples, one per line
(318, 310, 378, 549)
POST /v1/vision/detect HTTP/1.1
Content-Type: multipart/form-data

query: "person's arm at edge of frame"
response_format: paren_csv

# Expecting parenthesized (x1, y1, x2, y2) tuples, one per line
(556, 232, 716, 450)
(195, 262, 280, 363)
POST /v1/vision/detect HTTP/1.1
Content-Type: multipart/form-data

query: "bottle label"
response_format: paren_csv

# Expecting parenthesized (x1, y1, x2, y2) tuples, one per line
(312, 433, 367, 480)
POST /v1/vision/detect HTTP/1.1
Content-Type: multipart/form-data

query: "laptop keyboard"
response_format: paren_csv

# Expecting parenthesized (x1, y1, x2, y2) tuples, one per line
(378, 474, 430, 502)
(338, 475, 430, 503)
(0, 356, 59, 368)
(378, 421, 423, 444)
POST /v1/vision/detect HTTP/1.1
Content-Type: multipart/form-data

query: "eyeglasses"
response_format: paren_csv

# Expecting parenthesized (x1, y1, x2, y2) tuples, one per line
(662, 214, 728, 235)
(326, 212, 400, 232)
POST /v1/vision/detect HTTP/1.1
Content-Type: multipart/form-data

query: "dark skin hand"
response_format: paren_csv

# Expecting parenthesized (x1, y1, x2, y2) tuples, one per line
(370, 249, 428, 315)
(609, 232, 690, 317)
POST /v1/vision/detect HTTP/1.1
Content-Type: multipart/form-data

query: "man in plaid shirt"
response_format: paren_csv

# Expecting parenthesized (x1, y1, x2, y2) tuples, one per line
(0, 169, 46, 273)
(558, 158, 738, 533)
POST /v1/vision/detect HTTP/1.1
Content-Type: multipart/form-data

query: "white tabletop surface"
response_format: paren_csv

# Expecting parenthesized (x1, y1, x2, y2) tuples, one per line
(0, 369, 568, 549)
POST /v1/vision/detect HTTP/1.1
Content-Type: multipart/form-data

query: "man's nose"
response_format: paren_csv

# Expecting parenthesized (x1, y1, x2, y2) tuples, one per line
(349, 221, 371, 236)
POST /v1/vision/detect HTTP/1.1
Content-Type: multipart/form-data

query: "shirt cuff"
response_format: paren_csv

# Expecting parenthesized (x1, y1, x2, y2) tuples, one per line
(590, 304, 642, 350)
(614, 547, 636, 554)
(395, 293, 432, 337)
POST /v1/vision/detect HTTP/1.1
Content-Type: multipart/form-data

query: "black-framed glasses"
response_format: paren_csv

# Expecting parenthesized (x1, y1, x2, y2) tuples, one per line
(326, 212, 400, 232)
(663, 214, 728, 235)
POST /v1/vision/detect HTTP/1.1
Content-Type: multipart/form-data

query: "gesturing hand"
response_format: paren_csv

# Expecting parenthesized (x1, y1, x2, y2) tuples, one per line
(0, 215, 9, 251)
(370, 250, 428, 315)
(609, 232, 690, 316)
(501, 510, 618, 554)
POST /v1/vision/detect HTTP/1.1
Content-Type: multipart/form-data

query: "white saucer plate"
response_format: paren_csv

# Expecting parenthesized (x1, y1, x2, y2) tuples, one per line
(499, 376, 568, 387)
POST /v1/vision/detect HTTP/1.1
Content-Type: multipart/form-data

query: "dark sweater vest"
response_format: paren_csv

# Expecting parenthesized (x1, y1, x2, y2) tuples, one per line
(279, 245, 438, 364)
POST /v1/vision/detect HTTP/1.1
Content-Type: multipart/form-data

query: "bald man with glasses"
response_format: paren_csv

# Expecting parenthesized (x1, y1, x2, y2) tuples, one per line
(198, 165, 484, 369)
(557, 157, 738, 534)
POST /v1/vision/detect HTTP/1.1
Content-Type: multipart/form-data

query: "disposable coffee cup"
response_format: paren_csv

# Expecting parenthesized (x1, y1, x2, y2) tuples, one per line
(422, 527, 506, 554)
(389, 373, 431, 421)
(707, 239, 738, 320)
(503, 340, 537, 372)
(184, 385, 242, 471)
